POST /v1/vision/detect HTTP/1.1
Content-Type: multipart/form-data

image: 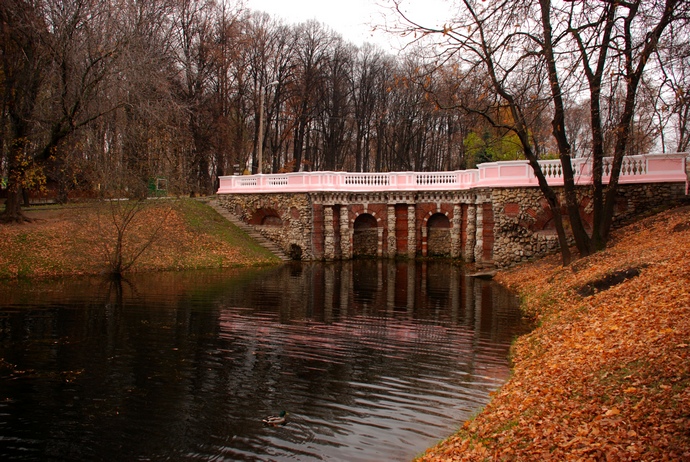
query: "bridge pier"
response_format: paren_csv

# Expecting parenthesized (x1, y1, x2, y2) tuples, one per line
(324, 205, 335, 260)
(340, 206, 351, 259)
(386, 205, 396, 258)
(465, 204, 476, 262)
(407, 204, 416, 258)
(451, 203, 462, 259)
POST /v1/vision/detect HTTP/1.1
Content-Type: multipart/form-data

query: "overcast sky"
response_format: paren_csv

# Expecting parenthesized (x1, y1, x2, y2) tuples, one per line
(243, 0, 452, 51)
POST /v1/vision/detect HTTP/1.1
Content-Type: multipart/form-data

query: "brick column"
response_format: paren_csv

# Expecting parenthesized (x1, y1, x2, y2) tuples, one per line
(451, 203, 462, 258)
(324, 205, 335, 260)
(421, 226, 428, 257)
(407, 204, 416, 258)
(387, 204, 396, 258)
(339, 205, 351, 259)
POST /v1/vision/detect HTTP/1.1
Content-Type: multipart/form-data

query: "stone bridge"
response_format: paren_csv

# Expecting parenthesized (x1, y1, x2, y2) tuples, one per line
(216, 154, 689, 268)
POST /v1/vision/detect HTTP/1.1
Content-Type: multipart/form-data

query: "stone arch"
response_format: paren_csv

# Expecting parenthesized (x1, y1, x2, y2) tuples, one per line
(249, 208, 282, 226)
(353, 213, 378, 257)
(427, 213, 451, 256)
(288, 243, 303, 260)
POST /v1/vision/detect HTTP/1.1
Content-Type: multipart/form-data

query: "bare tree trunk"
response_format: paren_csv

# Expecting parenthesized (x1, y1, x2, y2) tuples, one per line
(540, 0, 593, 257)
(2, 188, 29, 223)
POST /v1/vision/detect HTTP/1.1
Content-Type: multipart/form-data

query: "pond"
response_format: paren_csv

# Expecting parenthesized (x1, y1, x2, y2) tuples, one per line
(0, 260, 530, 461)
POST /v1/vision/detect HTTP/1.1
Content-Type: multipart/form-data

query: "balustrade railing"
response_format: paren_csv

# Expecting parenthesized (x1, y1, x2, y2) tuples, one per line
(217, 153, 688, 194)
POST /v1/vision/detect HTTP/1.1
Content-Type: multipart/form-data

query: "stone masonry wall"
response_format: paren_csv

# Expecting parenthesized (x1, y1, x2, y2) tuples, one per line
(427, 228, 451, 256)
(491, 183, 687, 268)
(353, 229, 378, 256)
(217, 193, 314, 260)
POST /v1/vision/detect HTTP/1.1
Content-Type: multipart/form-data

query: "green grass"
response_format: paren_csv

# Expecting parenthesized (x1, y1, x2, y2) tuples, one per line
(178, 199, 279, 262)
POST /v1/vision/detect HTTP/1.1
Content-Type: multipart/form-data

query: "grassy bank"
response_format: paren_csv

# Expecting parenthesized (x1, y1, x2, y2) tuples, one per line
(418, 205, 690, 461)
(0, 199, 279, 279)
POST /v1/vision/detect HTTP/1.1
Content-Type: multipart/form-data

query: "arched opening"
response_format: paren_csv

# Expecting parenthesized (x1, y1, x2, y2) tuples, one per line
(288, 244, 303, 261)
(353, 214, 378, 257)
(249, 208, 282, 227)
(427, 213, 451, 257)
(261, 215, 282, 226)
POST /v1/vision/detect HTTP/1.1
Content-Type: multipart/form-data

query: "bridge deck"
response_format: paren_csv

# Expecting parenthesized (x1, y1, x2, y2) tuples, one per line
(218, 153, 688, 194)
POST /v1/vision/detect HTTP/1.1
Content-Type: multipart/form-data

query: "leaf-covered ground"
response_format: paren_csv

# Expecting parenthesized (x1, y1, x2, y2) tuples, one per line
(419, 206, 690, 461)
(0, 199, 279, 278)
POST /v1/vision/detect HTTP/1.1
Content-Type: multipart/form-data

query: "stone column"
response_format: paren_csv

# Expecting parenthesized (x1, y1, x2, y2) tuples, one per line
(387, 204, 396, 258)
(339, 205, 351, 259)
(407, 204, 416, 258)
(377, 227, 384, 257)
(474, 200, 484, 265)
(421, 226, 428, 257)
(451, 204, 462, 258)
(324, 205, 335, 260)
(465, 204, 476, 262)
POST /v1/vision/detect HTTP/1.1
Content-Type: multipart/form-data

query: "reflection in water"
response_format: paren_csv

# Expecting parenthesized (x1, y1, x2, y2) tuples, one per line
(0, 261, 529, 461)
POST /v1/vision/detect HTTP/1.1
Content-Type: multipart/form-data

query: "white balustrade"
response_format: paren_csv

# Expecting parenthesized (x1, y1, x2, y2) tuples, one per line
(217, 153, 688, 194)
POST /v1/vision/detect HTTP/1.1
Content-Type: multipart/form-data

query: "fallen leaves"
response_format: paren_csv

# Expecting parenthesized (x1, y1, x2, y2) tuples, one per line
(0, 200, 279, 279)
(418, 205, 690, 461)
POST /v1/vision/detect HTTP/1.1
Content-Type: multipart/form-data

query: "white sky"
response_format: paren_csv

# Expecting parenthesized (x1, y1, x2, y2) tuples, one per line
(243, 0, 453, 52)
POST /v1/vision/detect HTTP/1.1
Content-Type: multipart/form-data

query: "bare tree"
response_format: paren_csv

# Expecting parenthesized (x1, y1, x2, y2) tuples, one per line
(1, 0, 129, 221)
(289, 21, 332, 172)
(351, 45, 389, 172)
(0, 0, 49, 221)
(318, 36, 354, 171)
(389, 0, 688, 263)
(170, 0, 217, 195)
(654, 38, 690, 152)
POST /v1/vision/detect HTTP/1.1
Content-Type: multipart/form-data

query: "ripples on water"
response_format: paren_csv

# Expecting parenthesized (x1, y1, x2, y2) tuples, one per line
(0, 261, 529, 461)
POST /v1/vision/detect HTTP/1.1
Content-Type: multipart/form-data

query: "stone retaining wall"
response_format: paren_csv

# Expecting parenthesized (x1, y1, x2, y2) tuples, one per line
(490, 183, 687, 267)
(217, 193, 315, 260)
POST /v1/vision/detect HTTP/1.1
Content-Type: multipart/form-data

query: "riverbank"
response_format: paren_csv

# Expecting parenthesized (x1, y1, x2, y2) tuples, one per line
(418, 205, 690, 460)
(0, 199, 279, 279)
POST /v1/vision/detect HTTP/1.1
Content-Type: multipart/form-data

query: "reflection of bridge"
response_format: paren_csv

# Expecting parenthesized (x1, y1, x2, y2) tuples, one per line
(217, 154, 689, 267)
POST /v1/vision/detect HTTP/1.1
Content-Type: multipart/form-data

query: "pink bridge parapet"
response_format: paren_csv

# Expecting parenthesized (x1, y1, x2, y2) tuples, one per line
(218, 153, 689, 194)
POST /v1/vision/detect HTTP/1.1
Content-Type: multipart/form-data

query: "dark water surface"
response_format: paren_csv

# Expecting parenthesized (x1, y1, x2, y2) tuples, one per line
(0, 261, 530, 461)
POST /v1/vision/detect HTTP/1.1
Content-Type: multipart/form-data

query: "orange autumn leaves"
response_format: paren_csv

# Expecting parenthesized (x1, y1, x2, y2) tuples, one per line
(419, 206, 690, 461)
(0, 200, 277, 279)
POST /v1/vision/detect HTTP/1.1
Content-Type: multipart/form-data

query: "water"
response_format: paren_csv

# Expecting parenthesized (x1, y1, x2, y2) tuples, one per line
(0, 260, 530, 461)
